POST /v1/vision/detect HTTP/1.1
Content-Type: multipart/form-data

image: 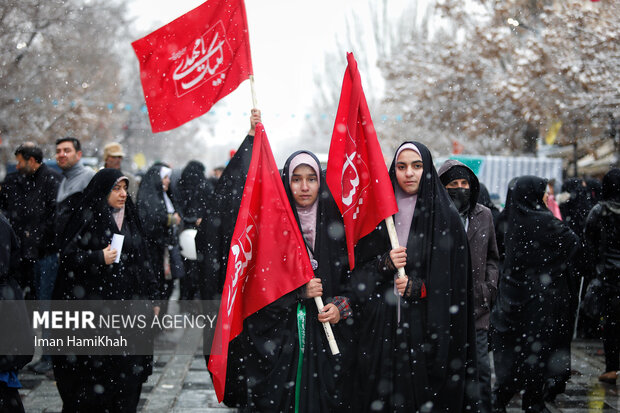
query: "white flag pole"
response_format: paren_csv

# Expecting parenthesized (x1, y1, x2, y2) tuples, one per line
(250, 75, 258, 108)
(314, 297, 340, 355)
(385, 216, 406, 278)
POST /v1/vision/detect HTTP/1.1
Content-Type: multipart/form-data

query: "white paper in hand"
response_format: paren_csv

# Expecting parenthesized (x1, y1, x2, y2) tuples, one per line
(111, 234, 124, 263)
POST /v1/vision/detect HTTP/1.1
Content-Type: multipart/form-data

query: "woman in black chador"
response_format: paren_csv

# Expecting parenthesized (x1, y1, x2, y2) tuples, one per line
(558, 177, 594, 237)
(350, 142, 478, 412)
(241, 150, 354, 412)
(177, 160, 213, 301)
(491, 176, 579, 413)
(137, 164, 181, 306)
(584, 169, 620, 385)
(52, 168, 159, 412)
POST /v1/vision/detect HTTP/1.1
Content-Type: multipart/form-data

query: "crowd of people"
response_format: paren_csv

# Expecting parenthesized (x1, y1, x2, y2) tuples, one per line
(0, 110, 618, 412)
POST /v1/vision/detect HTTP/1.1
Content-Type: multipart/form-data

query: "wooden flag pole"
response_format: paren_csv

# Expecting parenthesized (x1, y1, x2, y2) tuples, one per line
(385, 216, 406, 279)
(314, 297, 340, 355)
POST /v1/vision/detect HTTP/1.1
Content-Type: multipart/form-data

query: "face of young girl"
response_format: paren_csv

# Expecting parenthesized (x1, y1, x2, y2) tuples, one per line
(395, 149, 424, 195)
(290, 164, 319, 208)
(108, 180, 128, 209)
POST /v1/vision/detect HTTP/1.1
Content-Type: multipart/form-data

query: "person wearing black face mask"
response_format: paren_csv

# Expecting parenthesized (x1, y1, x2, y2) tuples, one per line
(438, 159, 499, 413)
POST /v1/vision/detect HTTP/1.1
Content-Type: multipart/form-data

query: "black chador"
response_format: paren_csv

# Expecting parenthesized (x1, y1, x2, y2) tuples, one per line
(491, 175, 579, 412)
(198, 135, 253, 407)
(52, 168, 159, 413)
(241, 151, 354, 412)
(350, 141, 479, 412)
(136, 164, 178, 302)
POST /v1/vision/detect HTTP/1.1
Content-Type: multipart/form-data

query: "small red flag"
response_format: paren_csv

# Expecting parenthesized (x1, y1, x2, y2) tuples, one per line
(131, 0, 253, 132)
(326, 52, 398, 269)
(452, 140, 464, 154)
(207, 123, 315, 402)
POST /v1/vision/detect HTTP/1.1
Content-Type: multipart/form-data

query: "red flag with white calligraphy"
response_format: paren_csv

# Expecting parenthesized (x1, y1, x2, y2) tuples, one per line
(207, 123, 315, 402)
(131, 0, 253, 132)
(326, 52, 398, 269)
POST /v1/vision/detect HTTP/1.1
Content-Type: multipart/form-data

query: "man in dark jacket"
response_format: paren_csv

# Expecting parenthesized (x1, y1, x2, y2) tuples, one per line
(55, 137, 95, 248)
(439, 159, 499, 413)
(0, 143, 61, 301)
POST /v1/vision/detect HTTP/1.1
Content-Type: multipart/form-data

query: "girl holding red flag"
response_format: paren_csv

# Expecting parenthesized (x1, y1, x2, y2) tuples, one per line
(241, 150, 354, 412)
(349, 141, 479, 412)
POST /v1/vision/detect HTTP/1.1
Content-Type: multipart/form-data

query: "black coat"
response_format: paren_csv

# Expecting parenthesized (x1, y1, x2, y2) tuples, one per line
(241, 151, 353, 412)
(349, 141, 478, 412)
(0, 164, 61, 260)
(490, 176, 579, 404)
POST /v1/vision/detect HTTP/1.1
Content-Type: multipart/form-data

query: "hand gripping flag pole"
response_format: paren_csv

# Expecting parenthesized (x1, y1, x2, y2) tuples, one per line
(315, 298, 340, 355)
(384, 216, 406, 279)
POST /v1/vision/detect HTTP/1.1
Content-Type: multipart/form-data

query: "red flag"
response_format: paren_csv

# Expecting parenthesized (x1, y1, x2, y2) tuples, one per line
(452, 140, 464, 154)
(131, 0, 253, 132)
(207, 123, 315, 402)
(326, 52, 398, 269)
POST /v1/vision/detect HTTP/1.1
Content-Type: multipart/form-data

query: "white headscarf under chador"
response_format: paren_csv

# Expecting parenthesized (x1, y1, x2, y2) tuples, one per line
(394, 143, 421, 248)
(159, 166, 175, 214)
(288, 153, 321, 251)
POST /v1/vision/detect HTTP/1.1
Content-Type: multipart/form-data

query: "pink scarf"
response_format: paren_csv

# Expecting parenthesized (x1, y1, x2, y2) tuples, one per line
(547, 194, 562, 220)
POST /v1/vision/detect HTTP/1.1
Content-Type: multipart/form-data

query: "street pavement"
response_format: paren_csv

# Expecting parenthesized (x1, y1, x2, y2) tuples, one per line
(19, 298, 619, 412)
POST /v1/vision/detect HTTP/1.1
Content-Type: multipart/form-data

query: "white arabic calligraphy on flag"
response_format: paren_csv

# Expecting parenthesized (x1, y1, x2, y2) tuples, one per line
(171, 21, 232, 97)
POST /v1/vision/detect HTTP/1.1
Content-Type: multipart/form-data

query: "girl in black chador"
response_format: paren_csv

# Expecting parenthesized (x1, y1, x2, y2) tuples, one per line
(240, 150, 354, 412)
(137, 164, 181, 306)
(350, 142, 478, 412)
(491, 176, 579, 413)
(52, 168, 159, 412)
